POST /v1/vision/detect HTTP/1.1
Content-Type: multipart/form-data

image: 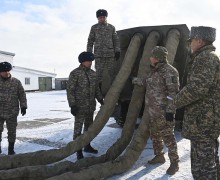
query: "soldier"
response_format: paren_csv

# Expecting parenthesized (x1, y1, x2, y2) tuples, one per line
(174, 26, 220, 180)
(132, 46, 180, 175)
(66, 51, 103, 160)
(87, 9, 120, 93)
(0, 62, 27, 155)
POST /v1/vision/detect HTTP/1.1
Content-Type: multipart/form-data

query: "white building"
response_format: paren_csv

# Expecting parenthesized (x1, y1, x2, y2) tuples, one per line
(0, 50, 56, 91)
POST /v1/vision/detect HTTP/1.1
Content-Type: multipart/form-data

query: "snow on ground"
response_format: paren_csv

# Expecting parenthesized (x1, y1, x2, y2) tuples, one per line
(1, 90, 219, 179)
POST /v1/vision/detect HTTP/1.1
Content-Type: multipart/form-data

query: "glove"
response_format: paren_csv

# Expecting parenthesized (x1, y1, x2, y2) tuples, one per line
(71, 105, 79, 116)
(114, 52, 120, 61)
(21, 108, 27, 116)
(165, 113, 174, 122)
(98, 99, 104, 105)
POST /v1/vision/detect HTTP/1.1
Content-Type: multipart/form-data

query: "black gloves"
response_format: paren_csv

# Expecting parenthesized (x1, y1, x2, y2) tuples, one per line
(114, 52, 120, 61)
(71, 105, 79, 116)
(165, 113, 174, 122)
(21, 108, 27, 116)
(98, 99, 104, 105)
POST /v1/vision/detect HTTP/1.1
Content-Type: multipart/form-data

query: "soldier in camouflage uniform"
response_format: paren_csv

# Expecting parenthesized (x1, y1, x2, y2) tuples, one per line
(132, 46, 180, 175)
(87, 9, 121, 93)
(0, 62, 27, 155)
(67, 51, 103, 160)
(174, 26, 220, 180)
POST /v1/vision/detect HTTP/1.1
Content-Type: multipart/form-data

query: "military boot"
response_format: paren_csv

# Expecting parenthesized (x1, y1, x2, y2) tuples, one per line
(8, 142, 15, 155)
(148, 154, 165, 164)
(76, 150, 84, 160)
(166, 162, 179, 175)
(84, 143, 98, 154)
(0, 144, 1, 154)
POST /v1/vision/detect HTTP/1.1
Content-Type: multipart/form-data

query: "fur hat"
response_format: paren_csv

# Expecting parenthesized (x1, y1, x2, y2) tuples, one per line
(78, 52, 95, 63)
(188, 26, 216, 42)
(0, 61, 12, 72)
(96, 9, 108, 18)
(151, 46, 168, 62)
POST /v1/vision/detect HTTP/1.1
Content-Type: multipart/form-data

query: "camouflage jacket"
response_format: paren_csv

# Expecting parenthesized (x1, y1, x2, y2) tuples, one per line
(66, 64, 103, 113)
(136, 63, 179, 121)
(0, 76, 27, 118)
(87, 22, 120, 58)
(175, 45, 220, 140)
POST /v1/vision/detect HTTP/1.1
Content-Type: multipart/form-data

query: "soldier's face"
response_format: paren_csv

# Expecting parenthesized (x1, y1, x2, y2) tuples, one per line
(82, 61, 92, 69)
(0, 71, 11, 78)
(190, 38, 205, 53)
(98, 16, 107, 24)
(150, 57, 159, 66)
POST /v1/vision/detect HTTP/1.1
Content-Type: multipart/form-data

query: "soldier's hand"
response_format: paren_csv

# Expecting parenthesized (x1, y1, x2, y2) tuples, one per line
(114, 52, 120, 61)
(21, 108, 27, 116)
(165, 113, 174, 122)
(71, 105, 79, 116)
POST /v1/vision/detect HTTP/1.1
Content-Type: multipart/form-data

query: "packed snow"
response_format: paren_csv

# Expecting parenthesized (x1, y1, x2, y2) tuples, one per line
(1, 90, 219, 179)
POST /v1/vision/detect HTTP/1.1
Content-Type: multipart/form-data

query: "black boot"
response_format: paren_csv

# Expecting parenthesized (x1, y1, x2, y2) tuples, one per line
(8, 142, 15, 155)
(84, 143, 98, 154)
(76, 150, 84, 160)
(0, 145, 1, 154)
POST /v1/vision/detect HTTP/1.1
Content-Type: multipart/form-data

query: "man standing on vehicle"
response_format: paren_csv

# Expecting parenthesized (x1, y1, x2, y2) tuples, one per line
(174, 26, 220, 179)
(87, 9, 120, 93)
(0, 62, 27, 155)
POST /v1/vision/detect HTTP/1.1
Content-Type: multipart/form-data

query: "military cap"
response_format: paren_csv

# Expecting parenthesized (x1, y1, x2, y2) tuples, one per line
(0, 61, 12, 72)
(96, 9, 108, 18)
(188, 26, 216, 42)
(151, 46, 168, 61)
(78, 51, 95, 63)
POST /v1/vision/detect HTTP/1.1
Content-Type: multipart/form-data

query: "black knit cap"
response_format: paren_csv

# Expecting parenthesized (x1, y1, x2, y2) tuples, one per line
(96, 9, 108, 18)
(78, 52, 95, 63)
(0, 61, 12, 72)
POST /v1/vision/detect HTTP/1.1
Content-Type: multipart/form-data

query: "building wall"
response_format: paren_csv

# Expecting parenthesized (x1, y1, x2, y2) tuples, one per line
(11, 67, 56, 91)
(1, 50, 56, 91)
(12, 70, 41, 91)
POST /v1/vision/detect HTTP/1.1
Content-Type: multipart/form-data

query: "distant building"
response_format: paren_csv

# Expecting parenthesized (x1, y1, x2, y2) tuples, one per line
(0, 50, 56, 91)
(55, 78, 68, 90)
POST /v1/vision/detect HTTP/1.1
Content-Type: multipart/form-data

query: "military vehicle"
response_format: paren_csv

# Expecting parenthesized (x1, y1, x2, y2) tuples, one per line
(101, 24, 190, 128)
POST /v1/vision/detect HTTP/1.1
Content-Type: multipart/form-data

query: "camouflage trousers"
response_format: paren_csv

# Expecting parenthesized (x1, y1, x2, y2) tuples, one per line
(0, 116, 17, 142)
(73, 111, 94, 140)
(150, 118, 179, 163)
(95, 57, 116, 84)
(191, 138, 219, 180)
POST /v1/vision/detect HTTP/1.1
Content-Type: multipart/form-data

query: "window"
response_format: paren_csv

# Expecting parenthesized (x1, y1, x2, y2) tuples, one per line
(25, 77, 30, 85)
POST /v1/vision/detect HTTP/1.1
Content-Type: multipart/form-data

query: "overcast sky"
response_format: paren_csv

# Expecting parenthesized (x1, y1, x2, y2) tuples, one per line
(0, 0, 220, 77)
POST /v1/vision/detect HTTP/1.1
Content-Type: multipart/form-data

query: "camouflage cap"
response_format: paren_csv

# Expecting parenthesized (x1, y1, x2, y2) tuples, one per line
(0, 61, 12, 72)
(151, 46, 168, 61)
(96, 9, 108, 18)
(188, 26, 216, 42)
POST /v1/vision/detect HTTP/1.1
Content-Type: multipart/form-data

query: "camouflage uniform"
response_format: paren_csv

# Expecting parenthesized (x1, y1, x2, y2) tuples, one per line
(87, 22, 120, 83)
(0, 76, 27, 143)
(147, 63, 179, 163)
(175, 26, 220, 179)
(133, 47, 180, 165)
(66, 64, 103, 139)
